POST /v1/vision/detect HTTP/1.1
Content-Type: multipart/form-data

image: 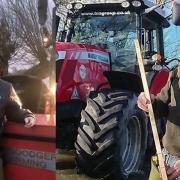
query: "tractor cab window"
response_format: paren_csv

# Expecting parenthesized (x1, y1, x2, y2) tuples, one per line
(164, 20, 180, 60)
(141, 29, 158, 59)
(71, 13, 137, 72)
(56, 51, 65, 82)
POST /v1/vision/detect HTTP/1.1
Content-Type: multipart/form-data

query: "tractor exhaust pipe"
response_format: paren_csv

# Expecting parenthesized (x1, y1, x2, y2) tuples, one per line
(38, 0, 48, 26)
(172, 0, 180, 25)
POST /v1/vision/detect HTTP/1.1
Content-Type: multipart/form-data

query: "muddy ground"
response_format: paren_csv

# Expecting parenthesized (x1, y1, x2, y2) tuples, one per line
(57, 149, 151, 180)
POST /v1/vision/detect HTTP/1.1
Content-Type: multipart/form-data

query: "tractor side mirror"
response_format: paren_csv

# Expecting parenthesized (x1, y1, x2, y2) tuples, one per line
(172, 0, 180, 25)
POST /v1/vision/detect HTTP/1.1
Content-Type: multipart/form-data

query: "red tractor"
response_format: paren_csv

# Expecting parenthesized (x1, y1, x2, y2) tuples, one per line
(56, 0, 179, 179)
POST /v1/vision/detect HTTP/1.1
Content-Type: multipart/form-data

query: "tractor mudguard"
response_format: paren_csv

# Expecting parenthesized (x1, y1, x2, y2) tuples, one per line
(56, 99, 85, 124)
(56, 100, 85, 149)
(104, 71, 143, 93)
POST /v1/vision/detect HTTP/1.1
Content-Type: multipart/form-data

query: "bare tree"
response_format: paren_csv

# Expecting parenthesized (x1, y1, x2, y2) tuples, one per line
(55, 0, 68, 6)
(7, 0, 49, 62)
(38, 0, 48, 26)
(0, 19, 16, 75)
(0, 3, 23, 75)
(0, 0, 53, 77)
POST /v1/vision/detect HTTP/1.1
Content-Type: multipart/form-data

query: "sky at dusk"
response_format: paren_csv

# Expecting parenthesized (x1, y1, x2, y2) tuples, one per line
(6, 0, 180, 72)
(9, 0, 55, 73)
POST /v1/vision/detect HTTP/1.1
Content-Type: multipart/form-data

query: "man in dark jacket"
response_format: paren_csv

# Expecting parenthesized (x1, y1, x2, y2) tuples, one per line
(137, 67, 180, 180)
(0, 79, 35, 180)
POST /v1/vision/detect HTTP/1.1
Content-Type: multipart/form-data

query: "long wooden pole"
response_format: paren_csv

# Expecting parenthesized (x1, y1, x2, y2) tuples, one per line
(134, 39, 168, 180)
(156, 0, 164, 4)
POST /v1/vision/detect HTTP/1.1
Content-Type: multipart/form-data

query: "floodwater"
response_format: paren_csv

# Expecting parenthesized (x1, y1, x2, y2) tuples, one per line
(57, 149, 150, 180)
(56, 149, 101, 180)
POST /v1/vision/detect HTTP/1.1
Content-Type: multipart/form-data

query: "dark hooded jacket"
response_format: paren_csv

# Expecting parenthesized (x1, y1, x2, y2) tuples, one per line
(0, 79, 34, 133)
(153, 66, 180, 156)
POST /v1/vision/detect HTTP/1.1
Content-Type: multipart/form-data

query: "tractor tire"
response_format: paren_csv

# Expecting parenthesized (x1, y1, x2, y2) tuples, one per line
(75, 90, 148, 180)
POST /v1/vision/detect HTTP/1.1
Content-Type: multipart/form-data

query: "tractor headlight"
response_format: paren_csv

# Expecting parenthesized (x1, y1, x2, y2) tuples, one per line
(43, 37, 49, 43)
(132, 0, 142, 7)
(66, 4, 73, 10)
(50, 83, 56, 96)
(121, 1, 130, 8)
(74, 3, 83, 10)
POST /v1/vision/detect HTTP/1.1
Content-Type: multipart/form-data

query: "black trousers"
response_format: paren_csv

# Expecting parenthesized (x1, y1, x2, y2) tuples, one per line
(0, 158, 4, 180)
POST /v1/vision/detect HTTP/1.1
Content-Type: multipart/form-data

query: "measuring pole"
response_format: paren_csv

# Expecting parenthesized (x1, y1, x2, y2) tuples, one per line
(156, 0, 164, 4)
(134, 39, 168, 180)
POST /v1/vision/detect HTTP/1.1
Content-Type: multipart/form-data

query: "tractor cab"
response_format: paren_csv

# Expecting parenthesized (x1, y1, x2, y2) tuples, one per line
(57, 0, 169, 70)
(56, 0, 170, 91)
(56, 0, 170, 108)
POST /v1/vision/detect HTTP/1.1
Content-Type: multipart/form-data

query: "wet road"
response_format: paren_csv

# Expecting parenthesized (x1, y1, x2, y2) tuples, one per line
(57, 149, 150, 180)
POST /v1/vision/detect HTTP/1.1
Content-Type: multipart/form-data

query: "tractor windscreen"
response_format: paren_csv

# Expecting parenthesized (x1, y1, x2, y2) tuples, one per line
(71, 12, 137, 72)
